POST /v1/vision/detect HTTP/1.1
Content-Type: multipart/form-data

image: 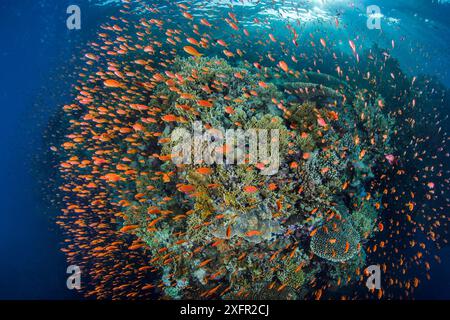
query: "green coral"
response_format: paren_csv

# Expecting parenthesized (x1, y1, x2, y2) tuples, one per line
(350, 199, 379, 239)
(277, 253, 308, 290)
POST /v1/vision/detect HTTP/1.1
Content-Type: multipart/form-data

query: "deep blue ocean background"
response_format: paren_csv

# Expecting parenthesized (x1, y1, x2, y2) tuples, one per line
(0, 0, 449, 299)
(0, 0, 110, 299)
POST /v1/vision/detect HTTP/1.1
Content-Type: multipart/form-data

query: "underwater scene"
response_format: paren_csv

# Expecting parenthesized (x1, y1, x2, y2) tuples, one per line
(1, 0, 450, 304)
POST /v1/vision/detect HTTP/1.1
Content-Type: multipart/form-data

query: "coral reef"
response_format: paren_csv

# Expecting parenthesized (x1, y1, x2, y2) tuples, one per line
(122, 57, 393, 297)
(59, 55, 394, 299)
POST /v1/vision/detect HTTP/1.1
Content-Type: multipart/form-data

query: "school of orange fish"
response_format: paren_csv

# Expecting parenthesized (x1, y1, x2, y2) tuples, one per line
(53, 0, 449, 299)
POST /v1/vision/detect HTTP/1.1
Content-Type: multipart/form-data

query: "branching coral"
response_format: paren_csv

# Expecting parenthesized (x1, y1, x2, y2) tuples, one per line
(276, 250, 310, 290)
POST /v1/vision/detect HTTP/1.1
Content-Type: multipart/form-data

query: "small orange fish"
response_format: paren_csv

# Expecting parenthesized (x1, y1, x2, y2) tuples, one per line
(161, 114, 178, 122)
(216, 39, 228, 47)
(349, 40, 356, 53)
(183, 46, 203, 57)
(258, 81, 268, 88)
(226, 225, 232, 238)
(196, 167, 212, 175)
(246, 230, 262, 237)
(223, 50, 234, 58)
(182, 11, 193, 20)
(199, 258, 213, 268)
(128, 243, 144, 250)
(148, 217, 162, 228)
(177, 184, 195, 193)
(197, 100, 213, 107)
(317, 117, 327, 127)
(359, 149, 366, 160)
(84, 53, 97, 60)
(102, 173, 122, 182)
(225, 106, 235, 114)
(243, 185, 258, 193)
(344, 241, 350, 253)
(200, 18, 212, 27)
(119, 225, 139, 233)
(278, 61, 288, 72)
(342, 181, 349, 190)
(104, 79, 123, 88)
(186, 37, 199, 46)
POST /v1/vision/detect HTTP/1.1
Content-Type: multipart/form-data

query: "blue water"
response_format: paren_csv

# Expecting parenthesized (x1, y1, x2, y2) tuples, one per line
(0, 0, 449, 299)
(0, 0, 106, 299)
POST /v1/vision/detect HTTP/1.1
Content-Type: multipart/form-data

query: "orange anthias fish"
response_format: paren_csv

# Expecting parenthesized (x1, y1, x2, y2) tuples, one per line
(183, 46, 203, 57)
(187, 37, 200, 46)
(278, 61, 289, 72)
(200, 18, 212, 27)
(246, 230, 262, 237)
(104, 79, 123, 88)
(182, 11, 193, 20)
(161, 114, 178, 122)
(196, 167, 212, 175)
(197, 100, 213, 107)
(243, 186, 258, 193)
(317, 117, 327, 127)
